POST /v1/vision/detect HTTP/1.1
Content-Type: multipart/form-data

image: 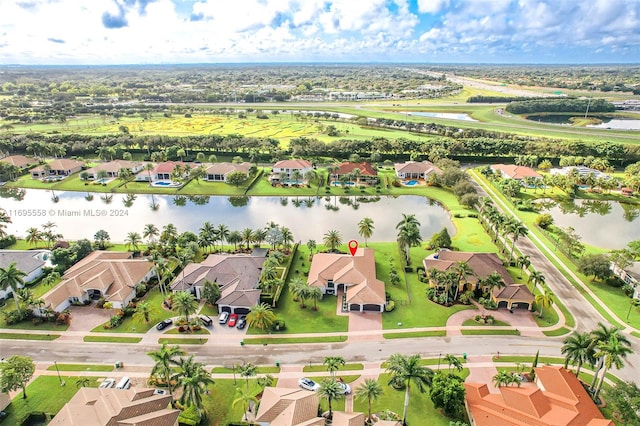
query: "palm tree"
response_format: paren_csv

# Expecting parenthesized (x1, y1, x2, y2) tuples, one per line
(396, 214, 422, 266)
(481, 272, 506, 296)
(528, 271, 545, 294)
(355, 378, 383, 425)
(173, 355, 214, 413)
(443, 354, 463, 373)
(318, 378, 344, 419)
(492, 370, 513, 387)
(173, 291, 198, 322)
(451, 261, 474, 301)
(385, 353, 434, 425)
(147, 343, 185, 395)
(306, 239, 317, 256)
(241, 228, 254, 250)
(588, 324, 631, 392)
(246, 303, 276, 332)
(76, 378, 91, 388)
(125, 232, 142, 252)
(323, 356, 346, 378)
(308, 286, 323, 311)
(358, 217, 375, 247)
(535, 288, 554, 318)
(25, 227, 42, 248)
(232, 387, 258, 422)
(593, 334, 633, 400)
(228, 230, 242, 252)
(516, 255, 531, 278)
(507, 221, 528, 263)
(132, 300, 157, 324)
(561, 332, 595, 376)
(238, 362, 257, 391)
(0, 262, 27, 313)
(217, 224, 230, 250)
(143, 223, 159, 244)
(323, 229, 343, 252)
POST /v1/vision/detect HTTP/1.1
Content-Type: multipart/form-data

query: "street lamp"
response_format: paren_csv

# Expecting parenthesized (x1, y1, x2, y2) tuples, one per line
(54, 361, 65, 386)
(437, 353, 441, 371)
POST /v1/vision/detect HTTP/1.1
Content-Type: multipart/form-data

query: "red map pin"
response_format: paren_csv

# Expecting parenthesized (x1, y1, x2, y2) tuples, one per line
(348, 240, 359, 256)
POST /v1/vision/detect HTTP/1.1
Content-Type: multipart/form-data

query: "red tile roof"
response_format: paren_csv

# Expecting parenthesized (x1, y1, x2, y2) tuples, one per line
(491, 164, 541, 180)
(334, 162, 377, 176)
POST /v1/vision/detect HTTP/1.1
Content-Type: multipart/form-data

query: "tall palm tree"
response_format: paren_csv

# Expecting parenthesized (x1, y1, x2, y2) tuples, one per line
(323, 356, 346, 378)
(143, 223, 159, 244)
(147, 343, 185, 395)
(306, 239, 317, 256)
(246, 303, 276, 332)
(241, 228, 254, 250)
(481, 272, 506, 296)
(507, 221, 528, 263)
(132, 300, 157, 324)
(516, 255, 531, 278)
(588, 324, 631, 391)
(323, 230, 343, 253)
(25, 227, 42, 248)
(308, 286, 323, 311)
(561, 332, 595, 376)
(358, 217, 375, 247)
(385, 353, 434, 426)
(396, 214, 422, 266)
(528, 271, 545, 294)
(173, 355, 214, 413)
(232, 387, 258, 422)
(318, 378, 344, 419)
(125, 232, 142, 252)
(0, 262, 27, 313)
(228, 230, 242, 251)
(593, 334, 633, 400)
(535, 288, 554, 318)
(355, 378, 383, 425)
(443, 354, 463, 373)
(217, 224, 230, 250)
(451, 261, 474, 301)
(492, 370, 513, 387)
(173, 291, 198, 322)
(238, 362, 257, 391)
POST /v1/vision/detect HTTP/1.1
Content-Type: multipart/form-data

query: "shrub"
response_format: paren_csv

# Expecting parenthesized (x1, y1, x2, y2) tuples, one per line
(459, 290, 474, 305)
(272, 319, 286, 331)
(535, 213, 554, 229)
(385, 300, 395, 312)
(604, 277, 624, 288)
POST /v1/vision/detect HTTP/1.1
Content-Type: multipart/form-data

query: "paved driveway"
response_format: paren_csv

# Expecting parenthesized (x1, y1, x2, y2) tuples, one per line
(66, 305, 111, 332)
(347, 311, 382, 342)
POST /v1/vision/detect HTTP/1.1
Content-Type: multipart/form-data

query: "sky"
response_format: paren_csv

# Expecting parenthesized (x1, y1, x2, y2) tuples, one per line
(1, 0, 639, 65)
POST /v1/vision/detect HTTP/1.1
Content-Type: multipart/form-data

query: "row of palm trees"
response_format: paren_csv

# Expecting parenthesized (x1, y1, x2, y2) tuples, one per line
(561, 323, 633, 401)
(479, 198, 528, 264)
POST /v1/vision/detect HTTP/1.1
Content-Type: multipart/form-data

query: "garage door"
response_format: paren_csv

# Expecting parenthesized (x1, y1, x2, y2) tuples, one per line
(513, 303, 529, 310)
(234, 307, 251, 315)
(220, 306, 231, 313)
(363, 304, 381, 312)
(497, 301, 509, 309)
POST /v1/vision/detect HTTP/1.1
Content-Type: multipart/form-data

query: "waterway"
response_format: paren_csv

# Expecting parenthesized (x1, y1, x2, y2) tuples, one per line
(526, 114, 640, 130)
(402, 111, 478, 122)
(1, 189, 455, 243)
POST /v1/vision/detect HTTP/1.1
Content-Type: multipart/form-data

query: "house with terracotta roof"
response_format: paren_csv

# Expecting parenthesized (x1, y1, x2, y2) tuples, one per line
(423, 250, 533, 310)
(203, 162, 252, 182)
(465, 366, 613, 426)
(491, 164, 541, 180)
(394, 160, 442, 180)
(611, 261, 640, 300)
(330, 162, 378, 185)
(307, 248, 386, 312)
(84, 160, 145, 180)
(49, 387, 180, 426)
(0, 155, 38, 169)
(30, 159, 85, 179)
(134, 161, 191, 182)
(0, 250, 50, 299)
(41, 251, 155, 312)
(170, 249, 267, 315)
(270, 159, 313, 184)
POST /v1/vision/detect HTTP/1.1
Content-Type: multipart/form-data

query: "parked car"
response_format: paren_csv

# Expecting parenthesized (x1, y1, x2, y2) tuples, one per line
(337, 381, 351, 395)
(227, 313, 238, 327)
(218, 311, 229, 324)
(298, 377, 320, 391)
(236, 315, 247, 330)
(153, 389, 167, 395)
(156, 319, 173, 331)
(199, 315, 213, 326)
(99, 378, 116, 388)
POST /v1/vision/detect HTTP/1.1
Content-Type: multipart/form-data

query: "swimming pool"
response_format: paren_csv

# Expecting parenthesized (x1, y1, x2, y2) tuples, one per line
(331, 181, 356, 187)
(282, 180, 303, 185)
(402, 180, 419, 186)
(152, 180, 181, 187)
(95, 178, 110, 184)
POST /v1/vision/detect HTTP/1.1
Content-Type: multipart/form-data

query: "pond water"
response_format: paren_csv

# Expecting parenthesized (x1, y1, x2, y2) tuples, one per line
(526, 114, 640, 130)
(402, 111, 478, 122)
(539, 199, 640, 249)
(1, 189, 455, 244)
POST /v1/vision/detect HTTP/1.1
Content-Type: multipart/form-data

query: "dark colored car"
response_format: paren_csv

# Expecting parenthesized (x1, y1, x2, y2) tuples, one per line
(199, 315, 213, 326)
(227, 313, 238, 327)
(156, 318, 173, 331)
(236, 315, 247, 330)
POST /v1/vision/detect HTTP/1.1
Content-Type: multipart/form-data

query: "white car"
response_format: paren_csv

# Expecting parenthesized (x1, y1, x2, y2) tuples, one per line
(99, 378, 115, 388)
(337, 381, 351, 395)
(218, 311, 229, 324)
(298, 377, 320, 391)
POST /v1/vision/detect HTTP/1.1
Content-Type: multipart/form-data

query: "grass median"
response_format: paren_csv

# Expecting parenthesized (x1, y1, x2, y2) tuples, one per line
(83, 335, 142, 343)
(0, 332, 60, 340)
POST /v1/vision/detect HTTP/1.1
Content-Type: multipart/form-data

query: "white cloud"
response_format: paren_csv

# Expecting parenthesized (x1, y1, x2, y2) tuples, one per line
(417, 0, 449, 14)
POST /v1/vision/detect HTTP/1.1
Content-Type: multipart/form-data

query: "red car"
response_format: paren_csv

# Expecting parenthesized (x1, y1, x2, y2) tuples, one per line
(227, 313, 238, 327)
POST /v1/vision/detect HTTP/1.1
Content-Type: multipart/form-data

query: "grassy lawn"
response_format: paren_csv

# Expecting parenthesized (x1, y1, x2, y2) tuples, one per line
(164, 327, 210, 335)
(211, 366, 280, 374)
(461, 329, 521, 336)
(383, 330, 446, 339)
(0, 375, 99, 425)
(158, 337, 207, 345)
(46, 363, 114, 372)
(492, 355, 565, 364)
(83, 335, 142, 343)
(303, 363, 364, 373)
(0, 332, 60, 340)
(352, 372, 466, 426)
(544, 327, 572, 337)
(91, 286, 174, 333)
(242, 336, 347, 345)
(201, 378, 266, 426)
(461, 319, 511, 327)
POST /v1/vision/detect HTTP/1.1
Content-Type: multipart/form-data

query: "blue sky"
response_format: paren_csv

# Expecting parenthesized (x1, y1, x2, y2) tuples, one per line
(1, 0, 639, 64)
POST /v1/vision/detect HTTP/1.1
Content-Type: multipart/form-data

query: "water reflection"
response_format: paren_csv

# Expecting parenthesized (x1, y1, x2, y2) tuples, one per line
(3, 189, 455, 243)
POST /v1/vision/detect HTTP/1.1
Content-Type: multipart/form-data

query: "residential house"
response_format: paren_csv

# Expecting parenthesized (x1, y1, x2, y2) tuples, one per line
(84, 160, 145, 180)
(170, 249, 267, 315)
(491, 164, 541, 180)
(30, 159, 85, 179)
(465, 366, 614, 426)
(394, 160, 441, 180)
(0, 250, 50, 299)
(307, 248, 386, 312)
(49, 387, 180, 426)
(550, 166, 610, 180)
(330, 162, 378, 185)
(134, 161, 191, 182)
(0, 155, 38, 169)
(203, 162, 252, 182)
(270, 159, 313, 184)
(611, 261, 640, 300)
(423, 250, 533, 310)
(41, 251, 155, 312)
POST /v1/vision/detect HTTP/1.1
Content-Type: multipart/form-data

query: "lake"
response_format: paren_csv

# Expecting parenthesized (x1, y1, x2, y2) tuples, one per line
(1, 189, 455, 244)
(402, 111, 478, 122)
(540, 199, 640, 249)
(526, 114, 640, 130)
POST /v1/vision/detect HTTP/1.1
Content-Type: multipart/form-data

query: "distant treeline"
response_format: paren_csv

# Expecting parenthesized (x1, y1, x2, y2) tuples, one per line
(466, 95, 547, 103)
(505, 98, 615, 114)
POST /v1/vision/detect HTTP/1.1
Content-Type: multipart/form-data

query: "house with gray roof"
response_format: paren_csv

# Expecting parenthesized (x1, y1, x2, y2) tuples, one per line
(612, 261, 640, 300)
(170, 249, 267, 315)
(0, 250, 50, 299)
(203, 162, 252, 182)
